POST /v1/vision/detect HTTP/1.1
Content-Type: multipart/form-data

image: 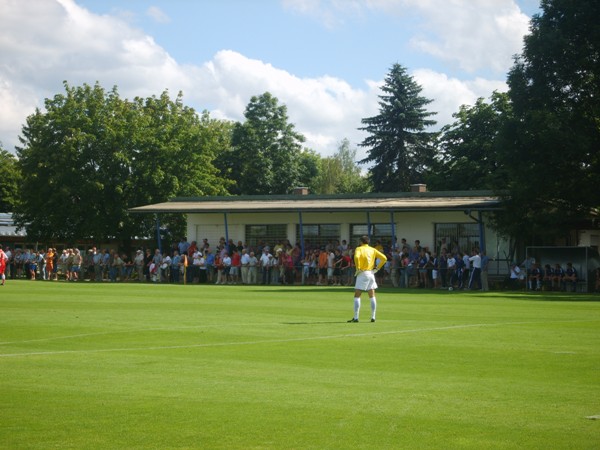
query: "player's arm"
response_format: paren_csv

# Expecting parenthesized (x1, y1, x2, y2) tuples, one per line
(374, 249, 387, 272)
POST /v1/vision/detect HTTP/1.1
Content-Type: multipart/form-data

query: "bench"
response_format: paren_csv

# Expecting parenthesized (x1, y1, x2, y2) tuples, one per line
(576, 279, 587, 293)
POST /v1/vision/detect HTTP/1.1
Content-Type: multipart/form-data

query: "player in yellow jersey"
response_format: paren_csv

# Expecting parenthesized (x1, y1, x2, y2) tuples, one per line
(348, 235, 387, 323)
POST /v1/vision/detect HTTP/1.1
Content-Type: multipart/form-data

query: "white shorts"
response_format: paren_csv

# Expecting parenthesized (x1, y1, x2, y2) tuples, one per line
(355, 270, 378, 291)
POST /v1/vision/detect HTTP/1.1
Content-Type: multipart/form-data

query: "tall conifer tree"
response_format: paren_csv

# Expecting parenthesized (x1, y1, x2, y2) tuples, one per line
(359, 64, 437, 192)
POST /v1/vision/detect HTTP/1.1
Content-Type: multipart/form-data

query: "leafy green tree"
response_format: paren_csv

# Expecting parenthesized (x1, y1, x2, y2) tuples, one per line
(0, 146, 21, 212)
(359, 64, 437, 192)
(15, 82, 231, 244)
(428, 92, 511, 191)
(296, 148, 321, 193)
(313, 139, 371, 194)
(125, 94, 233, 245)
(496, 0, 600, 244)
(225, 92, 306, 195)
(313, 157, 339, 195)
(16, 82, 127, 241)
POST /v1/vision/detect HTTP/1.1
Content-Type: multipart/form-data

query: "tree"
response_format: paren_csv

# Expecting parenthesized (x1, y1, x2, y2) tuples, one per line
(16, 83, 129, 242)
(125, 94, 233, 246)
(427, 92, 511, 191)
(224, 92, 307, 195)
(359, 64, 437, 192)
(313, 139, 371, 194)
(0, 146, 21, 212)
(15, 82, 231, 244)
(496, 0, 600, 244)
(296, 148, 321, 194)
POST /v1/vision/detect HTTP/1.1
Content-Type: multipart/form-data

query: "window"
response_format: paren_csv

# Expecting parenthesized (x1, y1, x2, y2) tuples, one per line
(245, 224, 287, 248)
(434, 223, 480, 255)
(296, 224, 341, 250)
(350, 223, 394, 249)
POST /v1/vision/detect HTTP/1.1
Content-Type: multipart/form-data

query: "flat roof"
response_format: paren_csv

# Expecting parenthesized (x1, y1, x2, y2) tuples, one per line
(130, 191, 502, 214)
(0, 213, 27, 237)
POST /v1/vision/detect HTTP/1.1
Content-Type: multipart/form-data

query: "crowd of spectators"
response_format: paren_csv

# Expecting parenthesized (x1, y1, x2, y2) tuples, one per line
(0, 236, 491, 291)
(386, 237, 490, 291)
(3, 237, 595, 292)
(0, 246, 135, 282)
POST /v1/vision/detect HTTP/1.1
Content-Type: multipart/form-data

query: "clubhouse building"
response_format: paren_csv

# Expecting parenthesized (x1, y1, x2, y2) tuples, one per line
(131, 186, 510, 276)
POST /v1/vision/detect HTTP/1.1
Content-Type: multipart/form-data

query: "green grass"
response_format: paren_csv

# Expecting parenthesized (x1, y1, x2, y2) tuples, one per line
(1, 281, 599, 449)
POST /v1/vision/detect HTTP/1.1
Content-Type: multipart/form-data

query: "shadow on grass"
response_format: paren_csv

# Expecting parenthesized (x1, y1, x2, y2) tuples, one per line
(282, 321, 349, 325)
(222, 284, 600, 302)
(250, 287, 349, 293)
(475, 292, 600, 302)
(378, 286, 600, 302)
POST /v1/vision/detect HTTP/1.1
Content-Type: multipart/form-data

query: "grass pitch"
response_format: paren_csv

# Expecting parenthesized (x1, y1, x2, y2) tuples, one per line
(1, 281, 599, 449)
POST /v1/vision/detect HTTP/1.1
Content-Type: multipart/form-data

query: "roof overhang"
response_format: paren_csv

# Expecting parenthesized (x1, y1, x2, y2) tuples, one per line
(129, 192, 502, 214)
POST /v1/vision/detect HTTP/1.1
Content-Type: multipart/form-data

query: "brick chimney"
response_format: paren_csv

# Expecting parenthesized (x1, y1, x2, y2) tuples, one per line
(410, 184, 427, 193)
(293, 187, 309, 195)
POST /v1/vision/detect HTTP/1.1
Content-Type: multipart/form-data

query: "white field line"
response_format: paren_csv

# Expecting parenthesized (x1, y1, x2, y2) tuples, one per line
(0, 320, 597, 358)
(0, 325, 219, 346)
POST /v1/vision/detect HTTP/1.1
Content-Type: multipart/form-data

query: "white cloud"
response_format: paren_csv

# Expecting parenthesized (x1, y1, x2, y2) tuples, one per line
(0, 0, 378, 156)
(188, 50, 509, 160)
(146, 6, 171, 24)
(189, 50, 380, 156)
(0, 0, 192, 150)
(282, 0, 364, 29)
(282, 0, 529, 76)
(0, 0, 524, 163)
(413, 69, 508, 129)
(406, 0, 529, 74)
(0, 79, 41, 150)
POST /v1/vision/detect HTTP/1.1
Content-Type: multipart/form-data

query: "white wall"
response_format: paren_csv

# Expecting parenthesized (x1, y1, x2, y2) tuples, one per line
(186, 210, 504, 253)
(578, 230, 599, 249)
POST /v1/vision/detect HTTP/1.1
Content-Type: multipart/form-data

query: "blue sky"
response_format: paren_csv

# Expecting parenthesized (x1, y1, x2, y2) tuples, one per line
(81, 0, 437, 83)
(0, 0, 541, 159)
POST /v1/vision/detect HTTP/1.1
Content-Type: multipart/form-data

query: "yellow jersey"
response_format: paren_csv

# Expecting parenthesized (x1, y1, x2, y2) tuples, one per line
(353, 244, 387, 272)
